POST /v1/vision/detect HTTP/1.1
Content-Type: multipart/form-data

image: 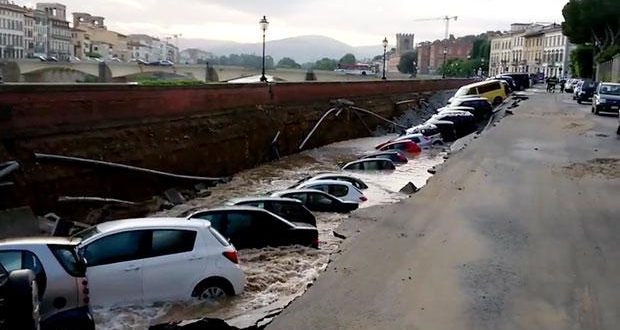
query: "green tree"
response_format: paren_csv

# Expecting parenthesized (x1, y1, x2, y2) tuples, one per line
(397, 51, 418, 74)
(313, 57, 338, 70)
(570, 45, 594, 78)
(276, 57, 302, 69)
(438, 58, 477, 77)
(470, 36, 491, 62)
(562, 0, 620, 62)
(339, 53, 357, 65)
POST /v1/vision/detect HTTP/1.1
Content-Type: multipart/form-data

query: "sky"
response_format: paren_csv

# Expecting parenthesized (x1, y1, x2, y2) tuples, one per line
(23, 0, 568, 46)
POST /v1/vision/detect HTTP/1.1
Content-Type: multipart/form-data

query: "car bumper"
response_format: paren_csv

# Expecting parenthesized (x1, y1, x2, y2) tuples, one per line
(594, 104, 620, 113)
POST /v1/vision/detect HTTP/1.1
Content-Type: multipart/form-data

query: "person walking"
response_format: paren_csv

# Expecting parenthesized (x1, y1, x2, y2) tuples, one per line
(559, 79, 566, 93)
(547, 76, 558, 93)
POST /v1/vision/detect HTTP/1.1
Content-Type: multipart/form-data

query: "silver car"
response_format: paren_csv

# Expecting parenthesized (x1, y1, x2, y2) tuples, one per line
(0, 237, 93, 328)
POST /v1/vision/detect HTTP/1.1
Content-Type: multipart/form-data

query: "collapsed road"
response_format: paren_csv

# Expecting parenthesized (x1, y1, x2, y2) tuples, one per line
(266, 90, 620, 330)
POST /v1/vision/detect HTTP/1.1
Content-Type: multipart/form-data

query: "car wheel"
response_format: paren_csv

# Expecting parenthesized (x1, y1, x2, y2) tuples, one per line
(577, 99, 582, 104)
(7, 270, 40, 330)
(193, 278, 234, 301)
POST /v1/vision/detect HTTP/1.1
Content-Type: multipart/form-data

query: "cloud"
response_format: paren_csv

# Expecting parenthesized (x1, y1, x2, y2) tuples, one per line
(16, 0, 568, 45)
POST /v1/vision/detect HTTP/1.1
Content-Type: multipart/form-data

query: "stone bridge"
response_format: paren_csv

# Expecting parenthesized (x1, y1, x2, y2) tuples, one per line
(0, 59, 412, 83)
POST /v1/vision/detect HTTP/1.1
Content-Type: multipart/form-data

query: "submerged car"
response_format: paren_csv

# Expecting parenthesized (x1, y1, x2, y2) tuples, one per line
(73, 218, 245, 306)
(378, 140, 422, 154)
(405, 124, 443, 141)
(295, 180, 367, 203)
(0, 238, 94, 329)
(291, 173, 369, 190)
(227, 197, 316, 226)
(427, 112, 477, 138)
(592, 82, 620, 115)
(448, 97, 494, 120)
(188, 207, 319, 249)
(342, 158, 396, 171)
(360, 151, 408, 164)
(272, 189, 359, 213)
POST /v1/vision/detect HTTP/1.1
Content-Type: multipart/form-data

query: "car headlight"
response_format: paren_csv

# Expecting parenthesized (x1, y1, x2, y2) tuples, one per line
(599, 98, 607, 104)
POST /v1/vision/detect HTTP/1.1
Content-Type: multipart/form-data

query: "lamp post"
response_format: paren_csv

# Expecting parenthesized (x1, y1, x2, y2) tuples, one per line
(259, 16, 269, 82)
(442, 48, 448, 78)
(382, 37, 388, 80)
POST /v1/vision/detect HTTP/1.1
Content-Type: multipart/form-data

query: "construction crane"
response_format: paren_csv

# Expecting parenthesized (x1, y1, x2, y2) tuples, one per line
(413, 16, 458, 78)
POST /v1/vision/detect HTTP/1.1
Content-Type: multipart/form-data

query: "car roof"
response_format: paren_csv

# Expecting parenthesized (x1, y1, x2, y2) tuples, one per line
(229, 197, 302, 204)
(273, 189, 335, 197)
(461, 80, 502, 88)
(299, 179, 355, 187)
(187, 206, 298, 227)
(0, 236, 78, 247)
(96, 217, 207, 233)
(453, 97, 488, 103)
(345, 158, 394, 166)
(309, 173, 361, 180)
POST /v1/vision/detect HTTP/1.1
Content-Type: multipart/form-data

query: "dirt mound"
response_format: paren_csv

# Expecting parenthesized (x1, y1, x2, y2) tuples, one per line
(563, 158, 620, 179)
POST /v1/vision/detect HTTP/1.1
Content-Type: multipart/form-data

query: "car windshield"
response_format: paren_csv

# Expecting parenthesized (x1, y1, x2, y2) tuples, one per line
(600, 85, 620, 95)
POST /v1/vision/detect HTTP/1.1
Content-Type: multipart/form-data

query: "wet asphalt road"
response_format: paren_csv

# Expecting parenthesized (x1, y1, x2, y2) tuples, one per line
(267, 89, 620, 330)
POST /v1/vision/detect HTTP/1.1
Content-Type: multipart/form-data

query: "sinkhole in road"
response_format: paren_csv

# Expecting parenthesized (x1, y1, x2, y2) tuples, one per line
(93, 134, 448, 329)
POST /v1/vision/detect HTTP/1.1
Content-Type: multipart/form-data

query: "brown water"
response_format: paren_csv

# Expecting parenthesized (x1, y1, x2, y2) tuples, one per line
(93, 134, 448, 329)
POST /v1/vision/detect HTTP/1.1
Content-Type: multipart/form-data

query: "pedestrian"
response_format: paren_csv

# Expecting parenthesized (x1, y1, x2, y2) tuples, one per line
(559, 79, 566, 93)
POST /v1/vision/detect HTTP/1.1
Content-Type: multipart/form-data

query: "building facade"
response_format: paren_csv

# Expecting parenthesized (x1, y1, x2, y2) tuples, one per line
(417, 35, 474, 74)
(33, 9, 48, 57)
(0, 0, 25, 59)
(489, 23, 574, 78)
(36, 3, 71, 60)
(23, 10, 34, 58)
(72, 12, 128, 60)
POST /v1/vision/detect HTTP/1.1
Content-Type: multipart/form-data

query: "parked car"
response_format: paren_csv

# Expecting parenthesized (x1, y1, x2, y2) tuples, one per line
(342, 158, 396, 171)
(187, 207, 319, 249)
(452, 80, 507, 105)
(295, 180, 367, 203)
(360, 151, 408, 164)
(271, 189, 359, 213)
(592, 82, 620, 115)
(130, 59, 148, 65)
(291, 173, 369, 190)
(405, 123, 443, 141)
(0, 263, 39, 330)
(159, 60, 174, 66)
(501, 73, 531, 90)
(494, 75, 517, 93)
(427, 112, 477, 138)
(0, 238, 94, 329)
(573, 80, 586, 99)
(378, 140, 422, 154)
(394, 132, 442, 147)
(448, 97, 494, 120)
(227, 197, 316, 226)
(565, 79, 579, 93)
(447, 94, 480, 104)
(423, 120, 457, 142)
(72, 218, 245, 306)
(38, 56, 58, 62)
(576, 81, 599, 104)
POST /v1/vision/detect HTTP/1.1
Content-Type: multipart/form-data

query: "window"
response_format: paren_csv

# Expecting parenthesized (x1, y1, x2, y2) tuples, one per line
(49, 245, 85, 277)
(345, 162, 364, 170)
(287, 193, 308, 203)
(226, 212, 254, 236)
(309, 193, 334, 206)
(0, 250, 47, 294)
(150, 230, 196, 257)
(363, 161, 381, 171)
(328, 184, 349, 197)
(193, 212, 225, 233)
(82, 231, 148, 267)
(308, 184, 329, 193)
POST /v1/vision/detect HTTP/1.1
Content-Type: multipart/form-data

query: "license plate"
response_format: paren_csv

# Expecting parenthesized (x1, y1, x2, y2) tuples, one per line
(612, 106, 619, 110)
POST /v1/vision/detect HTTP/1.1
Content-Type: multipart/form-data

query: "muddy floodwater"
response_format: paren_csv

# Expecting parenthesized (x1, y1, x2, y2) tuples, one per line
(93, 134, 448, 329)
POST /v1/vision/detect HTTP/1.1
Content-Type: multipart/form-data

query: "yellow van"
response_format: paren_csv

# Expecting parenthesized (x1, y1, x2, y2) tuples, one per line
(453, 80, 507, 105)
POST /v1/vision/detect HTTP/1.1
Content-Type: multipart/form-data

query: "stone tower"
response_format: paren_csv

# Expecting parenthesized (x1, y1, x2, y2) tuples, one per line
(396, 33, 415, 55)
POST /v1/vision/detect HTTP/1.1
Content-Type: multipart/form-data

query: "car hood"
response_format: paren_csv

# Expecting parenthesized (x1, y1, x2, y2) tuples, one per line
(600, 94, 620, 101)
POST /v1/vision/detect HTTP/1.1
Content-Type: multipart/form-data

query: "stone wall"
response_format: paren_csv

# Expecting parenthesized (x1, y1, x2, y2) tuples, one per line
(0, 80, 470, 215)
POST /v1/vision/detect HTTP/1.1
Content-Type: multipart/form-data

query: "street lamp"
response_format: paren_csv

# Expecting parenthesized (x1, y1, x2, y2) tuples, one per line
(259, 16, 269, 82)
(382, 37, 388, 80)
(442, 48, 448, 78)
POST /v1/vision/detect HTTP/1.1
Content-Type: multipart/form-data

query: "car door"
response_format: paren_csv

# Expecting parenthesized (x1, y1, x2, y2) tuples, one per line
(81, 230, 148, 307)
(141, 229, 200, 303)
(307, 192, 336, 212)
(225, 211, 260, 249)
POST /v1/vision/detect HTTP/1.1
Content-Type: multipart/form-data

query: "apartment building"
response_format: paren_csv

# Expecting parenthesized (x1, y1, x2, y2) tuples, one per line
(0, 0, 25, 59)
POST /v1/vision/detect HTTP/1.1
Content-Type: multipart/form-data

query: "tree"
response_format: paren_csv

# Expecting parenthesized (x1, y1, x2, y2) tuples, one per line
(339, 53, 357, 65)
(438, 58, 477, 77)
(470, 36, 491, 62)
(562, 0, 620, 61)
(397, 51, 418, 74)
(276, 57, 302, 69)
(313, 58, 338, 71)
(570, 45, 594, 78)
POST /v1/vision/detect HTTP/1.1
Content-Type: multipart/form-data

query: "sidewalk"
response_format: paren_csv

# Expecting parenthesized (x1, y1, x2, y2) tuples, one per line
(267, 90, 620, 330)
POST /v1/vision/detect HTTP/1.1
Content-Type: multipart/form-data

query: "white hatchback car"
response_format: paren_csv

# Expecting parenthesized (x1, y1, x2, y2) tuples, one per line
(294, 180, 367, 203)
(72, 218, 245, 307)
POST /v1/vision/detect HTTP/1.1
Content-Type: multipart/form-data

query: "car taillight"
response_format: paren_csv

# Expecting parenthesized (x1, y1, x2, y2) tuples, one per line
(360, 196, 368, 202)
(312, 238, 319, 249)
(398, 154, 408, 162)
(223, 251, 239, 264)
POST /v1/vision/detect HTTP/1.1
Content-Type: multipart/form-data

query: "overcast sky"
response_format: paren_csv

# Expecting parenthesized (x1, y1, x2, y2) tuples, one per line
(24, 0, 568, 46)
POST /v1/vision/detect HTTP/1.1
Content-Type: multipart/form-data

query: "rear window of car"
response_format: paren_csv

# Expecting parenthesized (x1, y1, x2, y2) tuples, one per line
(49, 244, 85, 277)
(208, 227, 230, 247)
(328, 184, 349, 197)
